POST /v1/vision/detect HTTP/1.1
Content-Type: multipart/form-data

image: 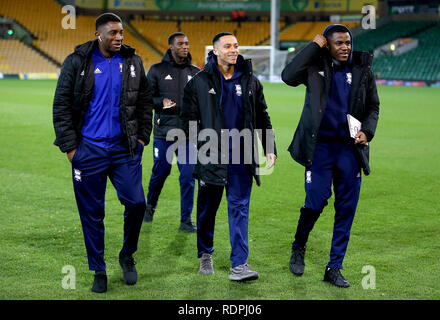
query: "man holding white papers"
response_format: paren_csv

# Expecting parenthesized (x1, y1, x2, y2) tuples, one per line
(281, 24, 379, 287)
(143, 33, 200, 232)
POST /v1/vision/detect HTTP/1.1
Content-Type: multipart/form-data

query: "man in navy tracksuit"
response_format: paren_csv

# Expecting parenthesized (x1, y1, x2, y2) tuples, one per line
(281, 25, 380, 287)
(180, 33, 277, 281)
(143, 33, 200, 232)
(53, 13, 153, 293)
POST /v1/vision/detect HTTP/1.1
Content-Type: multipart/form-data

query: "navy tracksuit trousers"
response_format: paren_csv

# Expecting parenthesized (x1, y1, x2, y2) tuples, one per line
(72, 140, 146, 271)
(292, 141, 361, 269)
(196, 163, 252, 268)
(146, 138, 196, 221)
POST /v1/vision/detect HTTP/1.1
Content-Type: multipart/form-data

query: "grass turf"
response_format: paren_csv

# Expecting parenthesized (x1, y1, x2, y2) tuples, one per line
(0, 79, 439, 300)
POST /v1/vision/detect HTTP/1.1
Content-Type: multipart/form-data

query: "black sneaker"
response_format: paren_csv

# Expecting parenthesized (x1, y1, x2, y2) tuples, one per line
(119, 252, 137, 285)
(179, 219, 197, 233)
(143, 204, 155, 223)
(91, 271, 107, 293)
(289, 246, 305, 276)
(323, 267, 350, 288)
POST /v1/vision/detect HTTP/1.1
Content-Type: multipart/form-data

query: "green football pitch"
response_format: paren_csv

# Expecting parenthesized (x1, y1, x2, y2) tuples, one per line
(0, 79, 439, 300)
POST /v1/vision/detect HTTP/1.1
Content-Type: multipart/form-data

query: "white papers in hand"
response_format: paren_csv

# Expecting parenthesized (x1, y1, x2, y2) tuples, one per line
(163, 103, 176, 109)
(347, 114, 361, 138)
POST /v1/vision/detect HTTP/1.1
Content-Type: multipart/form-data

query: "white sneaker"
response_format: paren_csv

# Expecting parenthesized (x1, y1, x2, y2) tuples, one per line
(199, 253, 214, 274)
(229, 263, 259, 281)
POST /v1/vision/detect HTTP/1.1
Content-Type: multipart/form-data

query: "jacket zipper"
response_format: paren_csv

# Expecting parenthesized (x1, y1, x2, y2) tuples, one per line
(108, 57, 112, 148)
(120, 59, 132, 156)
(177, 68, 182, 115)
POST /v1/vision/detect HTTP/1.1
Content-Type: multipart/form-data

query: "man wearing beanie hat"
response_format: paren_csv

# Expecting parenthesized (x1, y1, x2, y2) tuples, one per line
(281, 24, 380, 288)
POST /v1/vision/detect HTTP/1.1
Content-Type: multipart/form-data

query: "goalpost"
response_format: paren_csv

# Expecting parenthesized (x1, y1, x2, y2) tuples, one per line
(204, 45, 288, 82)
(204, 0, 285, 82)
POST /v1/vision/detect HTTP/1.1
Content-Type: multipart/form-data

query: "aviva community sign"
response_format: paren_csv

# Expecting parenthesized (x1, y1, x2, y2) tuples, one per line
(77, 0, 377, 12)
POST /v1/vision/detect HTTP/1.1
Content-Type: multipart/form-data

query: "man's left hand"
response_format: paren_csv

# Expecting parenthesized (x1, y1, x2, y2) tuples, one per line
(354, 131, 368, 145)
(266, 153, 277, 169)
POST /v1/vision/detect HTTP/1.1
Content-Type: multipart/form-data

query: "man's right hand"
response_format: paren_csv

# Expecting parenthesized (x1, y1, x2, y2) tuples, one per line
(163, 98, 176, 109)
(313, 34, 327, 48)
(67, 149, 76, 163)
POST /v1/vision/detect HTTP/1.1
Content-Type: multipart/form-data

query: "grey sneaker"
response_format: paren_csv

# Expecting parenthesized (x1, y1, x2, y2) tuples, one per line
(199, 253, 214, 274)
(229, 263, 259, 281)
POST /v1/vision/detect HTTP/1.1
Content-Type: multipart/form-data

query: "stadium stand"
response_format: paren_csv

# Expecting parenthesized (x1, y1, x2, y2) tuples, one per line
(130, 19, 180, 55)
(180, 21, 239, 67)
(0, 0, 160, 73)
(118, 23, 162, 69)
(181, 21, 284, 67)
(354, 20, 437, 52)
(0, 0, 438, 82)
(372, 21, 440, 81)
(0, 39, 59, 74)
(131, 20, 285, 68)
(0, 0, 74, 68)
(279, 21, 360, 42)
(277, 19, 439, 82)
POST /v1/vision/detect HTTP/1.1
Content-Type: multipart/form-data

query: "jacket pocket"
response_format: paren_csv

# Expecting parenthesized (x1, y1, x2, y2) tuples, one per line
(354, 143, 370, 176)
(71, 141, 83, 164)
(156, 114, 179, 127)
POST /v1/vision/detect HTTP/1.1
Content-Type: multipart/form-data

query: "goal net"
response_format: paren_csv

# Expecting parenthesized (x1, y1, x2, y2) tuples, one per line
(204, 45, 288, 82)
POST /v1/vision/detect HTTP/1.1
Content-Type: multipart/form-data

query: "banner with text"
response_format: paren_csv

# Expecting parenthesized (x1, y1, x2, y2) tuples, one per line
(76, 0, 379, 12)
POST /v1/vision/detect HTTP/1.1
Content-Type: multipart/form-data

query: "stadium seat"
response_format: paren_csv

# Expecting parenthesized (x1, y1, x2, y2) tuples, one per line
(0, 0, 161, 72)
(279, 21, 360, 42)
(354, 20, 436, 52)
(372, 21, 440, 81)
(0, 39, 59, 74)
(132, 19, 285, 68)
